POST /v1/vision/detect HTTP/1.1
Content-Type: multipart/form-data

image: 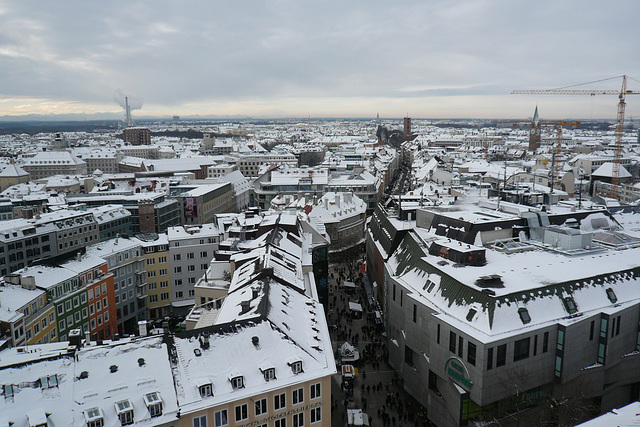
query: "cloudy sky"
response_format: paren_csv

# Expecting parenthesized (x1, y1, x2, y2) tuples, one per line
(1, 0, 639, 119)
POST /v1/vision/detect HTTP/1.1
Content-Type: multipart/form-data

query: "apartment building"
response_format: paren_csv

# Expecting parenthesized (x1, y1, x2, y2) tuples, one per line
(86, 237, 147, 335)
(0, 280, 55, 347)
(138, 233, 172, 320)
(21, 150, 87, 180)
(168, 224, 220, 315)
(170, 183, 234, 225)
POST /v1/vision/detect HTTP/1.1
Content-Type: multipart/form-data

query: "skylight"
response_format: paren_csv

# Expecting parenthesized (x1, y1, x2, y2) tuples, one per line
(605, 288, 618, 304)
(466, 309, 477, 322)
(563, 297, 578, 314)
(518, 308, 531, 324)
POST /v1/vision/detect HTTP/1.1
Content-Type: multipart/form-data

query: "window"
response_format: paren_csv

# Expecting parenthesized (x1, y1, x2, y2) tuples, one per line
(437, 323, 440, 344)
(557, 329, 565, 351)
(533, 335, 538, 356)
(187, 253, 195, 259)
(514, 337, 530, 362)
(174, 266, 182, 274)
(291, 360, 303, 374)
(201, 251, 208, 258)
(487, 347, 493, 370)
(255, 398, 267, 416)
(392, 284, 396, 301)
(293, 387, 304, 405)
(214, 410, 228, 427)
(293, 413, 304, 427)
(543, 331, 549, 353)
(231, 376, 244, 390)
(235, 404, 248, 422)
(274, 392, 286, 411)
(428, 370, 440, 396)
(199, 383, 213, 397)
(404, 345, 415, 367)
(310, 383, 321, 399)
(194, 415, 208, 427)
(188, 265, 195, 271)
(263, 368, 276, 381)
(311, 407, 321, 424)
(275, 419, 286, 427)
(467, 342, 476, 366)
(413, 304, 417, 323)
(590, 320, 595, 341)
(496, 344, 507, 367)
(458, 336, 463, 358)
(600, 317, 608, 339)
(597, 342, 606, 364)
(449, 331, 457, 353)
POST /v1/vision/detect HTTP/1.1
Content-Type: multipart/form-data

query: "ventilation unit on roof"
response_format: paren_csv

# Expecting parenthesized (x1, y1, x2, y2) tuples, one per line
(137, 358, 145, 367)
(475, 275, 504, 288)
(109, 365, 118, 373)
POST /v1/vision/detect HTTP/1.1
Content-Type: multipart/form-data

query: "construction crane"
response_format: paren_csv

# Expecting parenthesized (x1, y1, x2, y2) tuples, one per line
(513, 75, 639, 199)
(546, 121, 580, 195)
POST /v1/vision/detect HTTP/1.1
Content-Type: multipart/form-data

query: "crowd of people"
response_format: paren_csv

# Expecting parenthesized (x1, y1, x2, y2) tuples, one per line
(327, 260, 430, 427)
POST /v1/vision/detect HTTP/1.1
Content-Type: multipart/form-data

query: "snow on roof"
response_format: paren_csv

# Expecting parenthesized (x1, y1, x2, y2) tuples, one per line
(388, 221, 640, 342)
(591, 162, 632, 178)
(576, 401, 640, 426)
(0, 336, 178, 426)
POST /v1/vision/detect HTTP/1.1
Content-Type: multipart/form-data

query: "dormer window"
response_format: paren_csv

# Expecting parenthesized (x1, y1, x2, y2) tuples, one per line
(84, 407, 104, 427)
(230, 375, 245, 390)
(262, 368, 276, 381)
(144, 392, 163, 418)
(114, 399, 134, 426)
(290, 361, 303, 375)
(199, 383, 213, 398)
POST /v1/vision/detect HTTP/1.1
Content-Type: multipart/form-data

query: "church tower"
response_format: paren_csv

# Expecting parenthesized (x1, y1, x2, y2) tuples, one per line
(529, 106, 541, 151)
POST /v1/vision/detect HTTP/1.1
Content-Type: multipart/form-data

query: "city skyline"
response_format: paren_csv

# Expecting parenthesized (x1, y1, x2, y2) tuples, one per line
(1, 1, 639, 120)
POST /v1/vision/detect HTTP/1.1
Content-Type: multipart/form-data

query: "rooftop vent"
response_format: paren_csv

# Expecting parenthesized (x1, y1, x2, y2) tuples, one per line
(110, 365, 118, 373)
(475, 275, 504, 288)
(240, 300, 252, 315)
(194, 348, 202, 357)
(78, 371, 89, 380)
(252, 336, 260, 347)
(138, 358, 145, 367)
(199, 332, 210, 350)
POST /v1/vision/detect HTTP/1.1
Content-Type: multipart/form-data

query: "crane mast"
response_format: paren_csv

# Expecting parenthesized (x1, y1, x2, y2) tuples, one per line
(513, 75, 637, 200)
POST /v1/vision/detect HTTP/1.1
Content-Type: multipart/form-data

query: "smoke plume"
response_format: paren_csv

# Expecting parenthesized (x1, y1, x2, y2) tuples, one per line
(113, 89, 143, 110)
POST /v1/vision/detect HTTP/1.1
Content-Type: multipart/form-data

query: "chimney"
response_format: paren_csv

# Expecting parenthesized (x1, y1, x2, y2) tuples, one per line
(69, 329, 82, 348)
(335, 193, 340, 208)
(138, 320, 148, 337)
(20, 276, 36, 290)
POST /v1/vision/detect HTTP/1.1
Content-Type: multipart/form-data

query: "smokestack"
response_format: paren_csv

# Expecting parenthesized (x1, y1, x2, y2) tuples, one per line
(125, 97, 133, 128)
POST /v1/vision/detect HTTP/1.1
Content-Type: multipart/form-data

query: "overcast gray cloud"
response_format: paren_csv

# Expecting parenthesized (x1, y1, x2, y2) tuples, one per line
(0, 0, 638, 118)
